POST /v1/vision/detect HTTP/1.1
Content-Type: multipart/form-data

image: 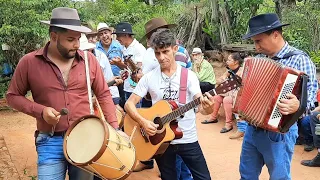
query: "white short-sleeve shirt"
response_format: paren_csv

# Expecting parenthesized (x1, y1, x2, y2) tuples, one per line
(133, 64, 201, 144)
(95, 49, 120, 98)
(123, 39, 146, 93)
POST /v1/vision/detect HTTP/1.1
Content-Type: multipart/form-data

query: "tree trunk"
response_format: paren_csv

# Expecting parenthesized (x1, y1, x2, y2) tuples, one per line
(274, 0, 282, 20)
(211, 0, 219, 22)
(219, 1, 230, 44)
(187, 6, 201, 49)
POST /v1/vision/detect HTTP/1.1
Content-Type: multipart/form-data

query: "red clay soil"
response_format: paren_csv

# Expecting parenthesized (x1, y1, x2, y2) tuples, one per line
(0, 110, 319, 180)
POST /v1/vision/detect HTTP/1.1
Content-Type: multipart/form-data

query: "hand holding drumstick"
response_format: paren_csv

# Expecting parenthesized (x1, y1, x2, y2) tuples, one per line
(42, 107, 68, 135)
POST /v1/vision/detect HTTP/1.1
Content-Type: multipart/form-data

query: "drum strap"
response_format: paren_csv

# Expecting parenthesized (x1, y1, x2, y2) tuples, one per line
(84, 51, 94, 115)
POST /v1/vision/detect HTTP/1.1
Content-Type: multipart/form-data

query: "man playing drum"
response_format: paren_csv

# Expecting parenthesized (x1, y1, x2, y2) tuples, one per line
(6, 7, 120, 180)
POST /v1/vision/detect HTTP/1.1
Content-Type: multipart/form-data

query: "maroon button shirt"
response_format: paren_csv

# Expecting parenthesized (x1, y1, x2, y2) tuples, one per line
(6, 42, 118, 132)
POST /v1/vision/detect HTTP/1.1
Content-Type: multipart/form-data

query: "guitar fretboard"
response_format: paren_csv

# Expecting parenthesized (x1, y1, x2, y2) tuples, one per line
(160, 89, 216, 124)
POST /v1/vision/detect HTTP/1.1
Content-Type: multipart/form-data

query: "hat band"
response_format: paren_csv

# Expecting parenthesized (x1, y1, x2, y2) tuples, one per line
(249, 21, 281, 33)
(50, 18, 81, 26)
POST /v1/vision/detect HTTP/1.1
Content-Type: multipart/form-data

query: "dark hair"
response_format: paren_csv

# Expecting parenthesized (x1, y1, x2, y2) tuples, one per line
(49, 26, 68, 33)
(150, 28, 176, 49)
(230, 52, 246, 65)
(264, 27, 283, 35)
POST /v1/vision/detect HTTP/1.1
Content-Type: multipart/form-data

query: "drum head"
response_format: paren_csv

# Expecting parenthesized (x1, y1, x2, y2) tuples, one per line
(66, 117, 106, 164)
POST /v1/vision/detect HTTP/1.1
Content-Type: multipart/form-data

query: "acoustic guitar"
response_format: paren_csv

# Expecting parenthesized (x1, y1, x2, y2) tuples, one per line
(124, 75, 242, 161)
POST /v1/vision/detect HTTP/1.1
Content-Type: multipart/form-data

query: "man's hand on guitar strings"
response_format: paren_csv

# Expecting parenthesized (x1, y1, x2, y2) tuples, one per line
(142, 119, 159, 136)
(277, 93, 300, 115)
(200, 92, 214, 114)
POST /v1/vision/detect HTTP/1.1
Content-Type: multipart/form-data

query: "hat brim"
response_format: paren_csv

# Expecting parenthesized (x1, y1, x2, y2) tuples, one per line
(79, 43, 96, 51)
(97, 27, 113, 33)
(112, 32, 135, 35)
(41, 21, 92, 33)
(140, 24, 177, 41)
(242, 23, 290, 40)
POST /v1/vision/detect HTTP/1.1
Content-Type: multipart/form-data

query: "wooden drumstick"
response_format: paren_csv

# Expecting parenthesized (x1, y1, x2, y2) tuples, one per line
(50, 108, 69, 136)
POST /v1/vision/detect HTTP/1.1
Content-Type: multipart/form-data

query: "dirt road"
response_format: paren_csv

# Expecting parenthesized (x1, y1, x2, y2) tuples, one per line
(1, 110, 319, 180)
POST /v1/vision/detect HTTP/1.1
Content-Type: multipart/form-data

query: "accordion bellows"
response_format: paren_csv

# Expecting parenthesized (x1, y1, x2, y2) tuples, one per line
(234, 57, 306, 133)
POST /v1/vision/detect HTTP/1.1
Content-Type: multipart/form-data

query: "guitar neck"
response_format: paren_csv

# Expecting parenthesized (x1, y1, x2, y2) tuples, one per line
(161, 89, 217, 124)
(160, 75, 242, 124)
(125, 56, 138, 72)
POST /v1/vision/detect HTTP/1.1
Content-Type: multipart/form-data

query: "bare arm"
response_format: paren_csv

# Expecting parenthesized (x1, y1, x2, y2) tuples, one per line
(125, 93, 158, 136)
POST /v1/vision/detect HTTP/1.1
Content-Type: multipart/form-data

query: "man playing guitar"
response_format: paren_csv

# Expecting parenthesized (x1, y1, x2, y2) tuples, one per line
(125, 28, 213, 180)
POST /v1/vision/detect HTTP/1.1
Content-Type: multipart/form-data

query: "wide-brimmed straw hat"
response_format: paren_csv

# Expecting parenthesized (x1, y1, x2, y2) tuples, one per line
(40, 7, 91, 33)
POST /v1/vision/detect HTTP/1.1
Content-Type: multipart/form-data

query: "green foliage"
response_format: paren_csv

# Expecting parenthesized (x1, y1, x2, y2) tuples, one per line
(310, 51, 320, 68)
(282, 1, 320, 53)
(78, 0, 182, 40)
(0, 0, 72, 68)
(224, 0, 264, 42)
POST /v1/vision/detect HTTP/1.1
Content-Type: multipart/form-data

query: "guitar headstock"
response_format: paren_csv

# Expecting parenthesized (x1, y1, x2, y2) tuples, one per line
(124, 55, 138, 72)
(119, 69, 129, 80)
(208, 75, 242, 96)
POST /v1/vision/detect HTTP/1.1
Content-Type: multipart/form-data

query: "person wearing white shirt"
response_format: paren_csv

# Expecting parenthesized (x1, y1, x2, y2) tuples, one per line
(125, 28, 212, 180)
(112, 22, 146, 107)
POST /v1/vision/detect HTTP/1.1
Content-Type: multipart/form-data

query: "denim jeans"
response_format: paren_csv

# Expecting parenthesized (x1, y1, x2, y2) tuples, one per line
(124, 91, 141, 108)
(237, 120, 248, 133)
(299, 115, 313, 144)
(176, 155, 193, 180)
(239, 124, 298, 180)
(36, 133, 93, 180)
(156, 141, 211, 180)
(310, 112, 320, 148)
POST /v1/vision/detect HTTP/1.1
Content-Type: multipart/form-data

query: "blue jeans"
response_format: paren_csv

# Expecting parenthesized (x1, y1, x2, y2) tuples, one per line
(299, 116, 313, 144)
(237, 120, 248, 133)
(124, 91, 141, 108)
(240, 124, 298, 180)
(36, 133, 93, 180)
(310, 112, 320, 148)
(176, 155, 193, 180)
(156, 141, 211, 180)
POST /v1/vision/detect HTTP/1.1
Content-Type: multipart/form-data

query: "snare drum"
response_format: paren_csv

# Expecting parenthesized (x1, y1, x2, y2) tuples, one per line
(63, 115, 136, 180)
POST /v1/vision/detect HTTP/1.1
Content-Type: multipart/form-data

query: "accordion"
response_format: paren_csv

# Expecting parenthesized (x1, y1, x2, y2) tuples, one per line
(234, 57, 308, 133)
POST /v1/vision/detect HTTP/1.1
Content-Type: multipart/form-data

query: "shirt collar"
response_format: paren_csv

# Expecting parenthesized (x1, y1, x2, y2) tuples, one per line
(127, 39, 138, 49)
(273, 42, 291, 59)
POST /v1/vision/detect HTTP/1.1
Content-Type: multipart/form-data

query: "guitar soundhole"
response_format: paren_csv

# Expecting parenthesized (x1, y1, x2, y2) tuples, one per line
(149, 117, 166, 145)
(154, 117, 163, 130)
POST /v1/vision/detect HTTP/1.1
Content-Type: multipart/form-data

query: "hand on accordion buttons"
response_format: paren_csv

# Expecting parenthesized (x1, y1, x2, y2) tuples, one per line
(277, 93, 300, 115)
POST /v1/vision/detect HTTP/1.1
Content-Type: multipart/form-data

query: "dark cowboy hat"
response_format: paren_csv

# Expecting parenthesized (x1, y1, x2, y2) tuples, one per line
(141, 17, 177, 41)
(41, 7, 91, 33)
(242, 13, 290, 40)
(112, 22, 135, 35)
